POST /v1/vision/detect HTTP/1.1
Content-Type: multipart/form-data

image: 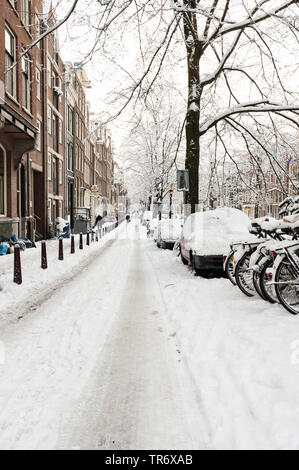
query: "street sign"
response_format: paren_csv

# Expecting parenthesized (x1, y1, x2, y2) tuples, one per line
(177, 170, 189, 192)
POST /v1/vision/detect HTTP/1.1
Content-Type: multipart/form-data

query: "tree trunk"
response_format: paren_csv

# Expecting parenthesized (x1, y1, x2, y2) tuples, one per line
(182, 2, 201, 214)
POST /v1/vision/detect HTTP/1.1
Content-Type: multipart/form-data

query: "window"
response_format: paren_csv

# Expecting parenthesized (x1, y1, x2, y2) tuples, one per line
(57, 77, 62, 103)
(68, 144, 74, 171)
(53, 115, 58, 152)
(68, 106, 73, 134)
(5, 27, 17, 98)
(59, 160, 63, 185)
(36, 120, 41, 151)
(36, 68, 41, 100)
(48, 106, 52, 135)
(22, 55, 31, 111)
(53, 157, 58, 194)
(35, 15, 41, 46)
(0, 146, 6, 216)
(53, 34, 59, 64)
(21, 0, 30, 29)
(59, 119, 63, 144)
(48, 153, 52, 181)
(47, 58, 52, 87)
(48, 199, 52, 223)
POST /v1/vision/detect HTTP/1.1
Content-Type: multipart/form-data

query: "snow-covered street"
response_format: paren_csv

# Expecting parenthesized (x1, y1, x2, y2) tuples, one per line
(0, 221, 299, 450)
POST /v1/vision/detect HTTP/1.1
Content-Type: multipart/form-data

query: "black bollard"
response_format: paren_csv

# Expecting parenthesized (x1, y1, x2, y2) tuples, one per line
(79, 232, 83, 250)
(13, 244, 22, 285)
(86, 232, 90, 246)
(71, 235, 75, 254)
(91, 232, 94, 243)
(41, 241, 48, 269)
(58, 238, 64, 261)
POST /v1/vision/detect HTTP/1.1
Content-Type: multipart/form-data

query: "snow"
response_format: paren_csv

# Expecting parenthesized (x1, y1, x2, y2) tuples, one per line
(1, 220, 299, 449)
(0, 227, 121, 324)
(147, 244, 299, 450)
(182, 207, 257, 256)
(142, 211, 153, 221)
(149, 218, 158, 231)
(158, 219, 183, 242)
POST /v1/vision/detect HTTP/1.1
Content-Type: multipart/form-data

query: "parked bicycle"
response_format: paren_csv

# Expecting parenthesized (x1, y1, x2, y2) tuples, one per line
(225, 196, 299, 315)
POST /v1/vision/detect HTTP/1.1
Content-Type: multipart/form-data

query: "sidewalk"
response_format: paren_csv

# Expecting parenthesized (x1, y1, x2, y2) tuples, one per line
(0, 223, 123, 326)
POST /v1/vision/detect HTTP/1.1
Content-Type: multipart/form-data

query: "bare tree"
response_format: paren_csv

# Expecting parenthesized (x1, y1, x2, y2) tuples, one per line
(122, 84, 185, 207)
(11, 0, 299, 212)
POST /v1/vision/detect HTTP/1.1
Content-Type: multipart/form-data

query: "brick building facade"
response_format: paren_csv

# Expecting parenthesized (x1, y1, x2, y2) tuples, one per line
(0, 0, 40, 241)
(0, 0, 126, 243)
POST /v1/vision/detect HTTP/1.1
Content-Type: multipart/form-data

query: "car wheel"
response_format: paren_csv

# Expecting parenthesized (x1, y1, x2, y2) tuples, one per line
(191, 254, 199, 275)
(181, 252, 188, 265)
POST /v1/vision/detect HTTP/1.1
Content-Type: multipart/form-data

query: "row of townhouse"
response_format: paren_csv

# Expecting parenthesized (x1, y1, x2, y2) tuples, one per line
(0, 0, 127, 242)
(222, 154, 299, 219)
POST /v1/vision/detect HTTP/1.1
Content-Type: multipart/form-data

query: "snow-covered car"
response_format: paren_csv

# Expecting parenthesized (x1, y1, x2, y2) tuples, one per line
(180, 208, 252, 274)
(157, 219, 183, 250)
(149, 218, 159, 239)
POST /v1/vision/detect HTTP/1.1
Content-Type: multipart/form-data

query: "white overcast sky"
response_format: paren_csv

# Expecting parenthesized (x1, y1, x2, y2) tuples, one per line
(53, 0, 298, 162)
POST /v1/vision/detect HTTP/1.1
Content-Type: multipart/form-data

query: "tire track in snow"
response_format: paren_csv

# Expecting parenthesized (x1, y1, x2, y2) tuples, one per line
(61, 239, 206, 450)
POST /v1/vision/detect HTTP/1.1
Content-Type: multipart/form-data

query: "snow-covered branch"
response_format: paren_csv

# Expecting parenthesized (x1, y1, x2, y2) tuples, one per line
(199, 101, 299, 135)
(204, 0, 297, 47)
(6, 0, 79, 73)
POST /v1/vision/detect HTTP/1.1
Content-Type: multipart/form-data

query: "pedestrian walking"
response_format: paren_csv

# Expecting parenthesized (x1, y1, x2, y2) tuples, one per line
(93, 211, 107, 239)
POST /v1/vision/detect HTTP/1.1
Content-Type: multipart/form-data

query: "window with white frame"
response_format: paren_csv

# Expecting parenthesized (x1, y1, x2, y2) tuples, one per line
(36, 68, 41, 100)
(59, 160, 63, 185)
(21, 0, 30, 29)
(48, 106, 52, 135)
(48, 153, 52, 181)
(5, 27, 17, 98)
(36, 120, 41, 151)
(35, 15, 41, 46)
(47, 58, 52, 87)
(59, 119, 63, 144)
(0, 146, 6, 216)
(22, 55, 31, 111)
(48, 198, 52, 223)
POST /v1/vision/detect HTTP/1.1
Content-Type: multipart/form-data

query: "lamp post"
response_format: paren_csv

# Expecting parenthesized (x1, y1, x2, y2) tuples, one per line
(169, 183, 174, 219)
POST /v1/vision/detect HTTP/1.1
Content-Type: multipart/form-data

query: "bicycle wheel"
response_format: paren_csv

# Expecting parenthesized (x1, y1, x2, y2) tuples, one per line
(275, 257, 299, 315)
(225, 252, 237, 286)
(235, 252, 256, 297)
(259, 258, 277, 304)
(253, 268, 268, 301)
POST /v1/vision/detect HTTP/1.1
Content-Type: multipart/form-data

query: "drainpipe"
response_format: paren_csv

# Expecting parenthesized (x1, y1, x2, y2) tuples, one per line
(27, 153, 31, 240)
(64, 64, 68, 224)
(42, 34, 49, 238)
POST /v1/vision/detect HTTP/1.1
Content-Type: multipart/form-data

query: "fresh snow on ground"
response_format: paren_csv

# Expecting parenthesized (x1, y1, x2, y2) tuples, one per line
(0, 220, 298, 450)
(148, 243, 299, 450)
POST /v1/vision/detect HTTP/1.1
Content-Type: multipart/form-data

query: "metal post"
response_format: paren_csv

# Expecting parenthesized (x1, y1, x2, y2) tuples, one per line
(58, 238, 64, 261)
(71, 234, 75, 254)
(86, 232, 90, 246)
(79, 232, 83, 250)
(41, 241, 48, 269)
(13, 245, 22, 285)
